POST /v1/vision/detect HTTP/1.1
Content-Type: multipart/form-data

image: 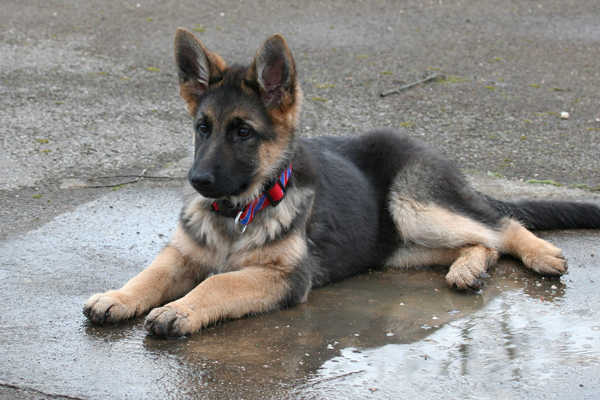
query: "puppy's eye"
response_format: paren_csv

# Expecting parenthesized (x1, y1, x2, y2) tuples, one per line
(238, 127, 253, 139)
(197, 124, 209, 135)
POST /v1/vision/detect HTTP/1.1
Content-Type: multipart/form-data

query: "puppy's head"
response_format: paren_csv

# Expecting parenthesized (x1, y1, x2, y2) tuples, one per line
(174, 28, 302, 203)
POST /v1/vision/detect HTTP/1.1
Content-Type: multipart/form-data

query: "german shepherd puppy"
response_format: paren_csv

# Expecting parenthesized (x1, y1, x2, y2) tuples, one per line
(84, 28, 600, 337)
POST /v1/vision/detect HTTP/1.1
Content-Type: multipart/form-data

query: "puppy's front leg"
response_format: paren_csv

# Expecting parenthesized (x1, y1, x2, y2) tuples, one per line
(144, 266, 294, 337)
(84, 245, 201, 324)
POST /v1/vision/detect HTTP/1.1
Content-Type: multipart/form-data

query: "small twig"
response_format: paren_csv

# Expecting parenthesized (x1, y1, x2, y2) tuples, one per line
(88, 174, 181, 181)
(68, 168, 148, 188)
(380, 73, 445, 97)
(305, 370, 366, 387)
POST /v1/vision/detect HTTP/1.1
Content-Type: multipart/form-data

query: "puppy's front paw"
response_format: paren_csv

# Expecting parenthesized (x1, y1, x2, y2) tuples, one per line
(83, 291, 136, 325)
(144, 303, 199, 338)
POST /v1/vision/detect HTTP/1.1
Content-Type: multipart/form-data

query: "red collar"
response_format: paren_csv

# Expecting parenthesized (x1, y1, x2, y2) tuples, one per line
(211, 165, 292, 233)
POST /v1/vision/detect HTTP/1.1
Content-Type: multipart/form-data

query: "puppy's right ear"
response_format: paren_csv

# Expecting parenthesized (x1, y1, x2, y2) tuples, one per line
(174, 28, 226, 116)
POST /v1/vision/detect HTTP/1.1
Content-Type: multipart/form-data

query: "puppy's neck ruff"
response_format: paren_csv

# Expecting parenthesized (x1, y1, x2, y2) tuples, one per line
(211, 164, 293, 233)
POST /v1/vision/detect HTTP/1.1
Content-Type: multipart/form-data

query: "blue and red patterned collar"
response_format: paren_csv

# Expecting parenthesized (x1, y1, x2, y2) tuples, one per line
(211, 165, 292, 233)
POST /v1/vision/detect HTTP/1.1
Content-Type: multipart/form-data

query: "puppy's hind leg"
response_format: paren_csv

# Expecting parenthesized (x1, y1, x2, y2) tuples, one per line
(499, 218, 567, 276)
(385, 245, 499, 291)
(388, 196, 504, 290)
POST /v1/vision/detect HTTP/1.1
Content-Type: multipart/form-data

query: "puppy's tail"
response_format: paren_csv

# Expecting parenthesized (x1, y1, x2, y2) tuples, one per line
(486, 197, 600, 230)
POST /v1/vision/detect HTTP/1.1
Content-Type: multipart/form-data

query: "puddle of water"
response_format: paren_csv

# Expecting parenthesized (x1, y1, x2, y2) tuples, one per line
(131, 260, 574, 399)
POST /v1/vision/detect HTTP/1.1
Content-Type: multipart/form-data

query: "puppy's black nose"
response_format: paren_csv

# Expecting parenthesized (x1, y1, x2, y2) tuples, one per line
(189, 172, 215, 192)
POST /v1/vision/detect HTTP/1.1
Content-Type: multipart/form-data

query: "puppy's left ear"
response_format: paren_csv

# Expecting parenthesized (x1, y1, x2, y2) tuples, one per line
(246, 34, 299, 111)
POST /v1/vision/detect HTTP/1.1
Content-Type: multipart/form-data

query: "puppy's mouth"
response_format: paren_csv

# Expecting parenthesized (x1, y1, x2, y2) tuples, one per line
(222, 182, 249, 200)
(192, 181, 249, 201)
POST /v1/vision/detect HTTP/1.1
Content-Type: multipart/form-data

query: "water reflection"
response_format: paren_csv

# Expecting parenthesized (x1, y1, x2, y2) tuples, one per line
(299, 291, 600, 399)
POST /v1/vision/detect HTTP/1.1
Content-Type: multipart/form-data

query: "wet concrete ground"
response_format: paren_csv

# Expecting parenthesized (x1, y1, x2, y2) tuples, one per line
(1, 175, 600, 399)
(2, 0, 600, 398)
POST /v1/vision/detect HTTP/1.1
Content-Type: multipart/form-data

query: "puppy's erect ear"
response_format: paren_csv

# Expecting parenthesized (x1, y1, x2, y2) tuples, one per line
(246, 34, 299, 111)
(174, 27, 226, 115)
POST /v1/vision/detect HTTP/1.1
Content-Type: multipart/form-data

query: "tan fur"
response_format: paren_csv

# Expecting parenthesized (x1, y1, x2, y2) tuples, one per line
(180, 86, 200, 117)
(385, 206, 566, 287)
(385, 245, 465, 269)
(446, 245, 499, 290)
(145, 233, 306, 336)
(389, 197, 501, 249)
(170, 222, 229, 269)
(179, 196, 232, 252)
(228, 232, 306, 273)
(499, 218, 566, 275)
(267, 88, 303, 134)
(240, 106, 303, 204)
(145, 267, 290, 336)
(255, 85, 303, 196)
(211, 52, 227, 72)
(257, 134, 291, 177)
(386, 192, 564, 288)
(86, 219, 309, 335)
(246, 33, 303, 189)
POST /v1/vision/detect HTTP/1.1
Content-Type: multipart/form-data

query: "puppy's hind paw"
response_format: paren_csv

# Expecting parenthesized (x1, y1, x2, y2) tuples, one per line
(524, 253, 568, 276)
(446, 269, 488, 292)
(446, 245, 497, 292)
